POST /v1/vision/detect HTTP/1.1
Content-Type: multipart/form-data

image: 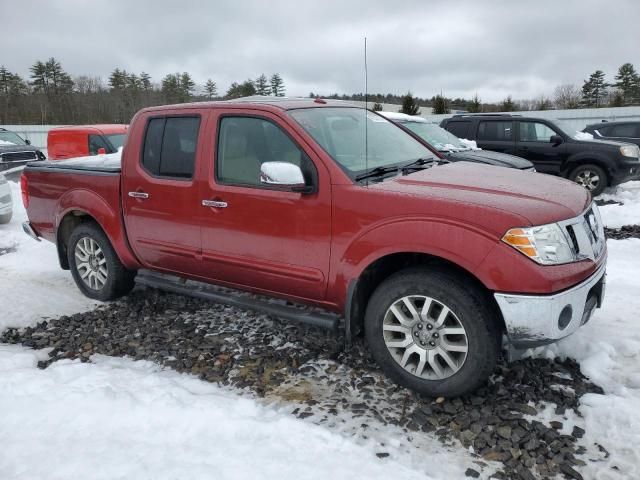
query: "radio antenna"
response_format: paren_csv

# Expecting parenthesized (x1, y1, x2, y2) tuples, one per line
(364, 36, 368, 186)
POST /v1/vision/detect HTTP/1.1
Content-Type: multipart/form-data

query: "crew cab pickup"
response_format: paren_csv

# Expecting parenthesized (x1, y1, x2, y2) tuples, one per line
(20, 98, 607, 397)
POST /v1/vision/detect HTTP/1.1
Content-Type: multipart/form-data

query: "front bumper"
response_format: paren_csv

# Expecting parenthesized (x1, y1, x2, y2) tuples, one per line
(494, 261, 606, 348)
(611, 158, 640, 185)
(22, 222, 41, 241)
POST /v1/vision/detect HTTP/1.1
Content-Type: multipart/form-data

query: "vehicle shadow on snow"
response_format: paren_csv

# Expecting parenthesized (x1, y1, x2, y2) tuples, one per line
(2, 288, 607, 480)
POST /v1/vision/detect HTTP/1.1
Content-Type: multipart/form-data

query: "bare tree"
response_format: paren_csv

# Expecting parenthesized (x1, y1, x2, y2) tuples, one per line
(553, 84, 581, 109)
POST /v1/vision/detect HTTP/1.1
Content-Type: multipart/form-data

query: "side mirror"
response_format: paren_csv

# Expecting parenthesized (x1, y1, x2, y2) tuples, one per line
(260, 161, 310, 193)
(25, 139, 31, 145)
(550, 135, 563, 146)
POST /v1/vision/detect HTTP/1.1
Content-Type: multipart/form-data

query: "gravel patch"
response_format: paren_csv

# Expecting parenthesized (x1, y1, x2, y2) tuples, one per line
(2, 288, 608, 479)
(604, 225, 640, 240)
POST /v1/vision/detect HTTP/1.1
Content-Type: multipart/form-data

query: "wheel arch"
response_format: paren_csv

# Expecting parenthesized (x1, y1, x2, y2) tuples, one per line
(562, 154, 614, 185)
(344, 251, 505, 342)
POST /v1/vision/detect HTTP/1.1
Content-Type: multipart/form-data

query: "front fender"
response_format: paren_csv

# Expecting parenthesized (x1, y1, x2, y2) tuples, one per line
(55, 188, 139, 269)
(329, 217, 499, 306)
(563, 152, 614, 176)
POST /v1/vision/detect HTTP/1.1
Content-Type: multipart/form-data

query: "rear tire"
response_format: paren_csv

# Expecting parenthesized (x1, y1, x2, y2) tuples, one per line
(365, 267, 500, 398)
(569, 164, 607, 196)
(0, 211, 11, 224)
(67, 222, 135, 301)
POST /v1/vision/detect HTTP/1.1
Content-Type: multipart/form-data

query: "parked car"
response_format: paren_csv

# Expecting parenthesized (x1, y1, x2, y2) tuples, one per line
(47, 124, 128, 160)
(380, 111, 534, 171)
(441, 114, 640, 195)
(583, 121, 640, 148)
(0, 128, 46, 173)
(21, 98, 606, 397)
(0, 173, 12, 224)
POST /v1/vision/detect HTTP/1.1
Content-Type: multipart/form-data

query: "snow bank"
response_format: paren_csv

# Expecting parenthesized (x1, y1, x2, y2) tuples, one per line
(598, 181, 640, 228)
(573, 131, 594, 140)
(0, 181, 98, 331)
(0, 139, 17, 145)
(458, 138, 480, 150)
(0, 346, 436, 480)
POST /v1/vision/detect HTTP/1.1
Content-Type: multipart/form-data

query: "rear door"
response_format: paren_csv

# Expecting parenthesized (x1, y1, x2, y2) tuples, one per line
(197, 109, 332, 300)
(475, 120, 516, 154)
(122, 110, 206, 275)
(515, 120, 567, 173)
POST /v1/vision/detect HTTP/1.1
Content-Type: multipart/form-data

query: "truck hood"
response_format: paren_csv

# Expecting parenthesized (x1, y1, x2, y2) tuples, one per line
(444, 149, 533, 169)
(373, 162, 590, 226)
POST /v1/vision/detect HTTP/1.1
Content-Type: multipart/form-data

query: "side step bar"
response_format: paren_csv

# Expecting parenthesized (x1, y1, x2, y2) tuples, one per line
(135, 270, 340, 332)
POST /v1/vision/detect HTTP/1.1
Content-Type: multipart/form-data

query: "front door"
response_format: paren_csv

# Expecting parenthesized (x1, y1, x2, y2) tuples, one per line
(516, 120, 567, 174)
(122, 111, 205, 275)
(197, 110, 332, 301)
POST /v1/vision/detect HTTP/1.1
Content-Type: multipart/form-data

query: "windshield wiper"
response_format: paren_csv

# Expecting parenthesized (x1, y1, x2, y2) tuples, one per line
(354, 165, 402, 182)
(400, 157, 444, 174)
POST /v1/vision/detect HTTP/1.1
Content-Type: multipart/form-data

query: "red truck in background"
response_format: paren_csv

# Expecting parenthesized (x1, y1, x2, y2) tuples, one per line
(47, 124, 128, 160)
(20, 98, 607, 397)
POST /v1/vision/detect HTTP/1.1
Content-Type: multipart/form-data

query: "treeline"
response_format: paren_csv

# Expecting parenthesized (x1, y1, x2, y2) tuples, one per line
(2, 57, 640, 124)
(0, 57, 286, 124)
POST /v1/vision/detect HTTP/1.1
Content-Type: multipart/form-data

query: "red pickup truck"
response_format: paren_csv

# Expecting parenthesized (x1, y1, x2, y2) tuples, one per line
(20, 98, 607, 397)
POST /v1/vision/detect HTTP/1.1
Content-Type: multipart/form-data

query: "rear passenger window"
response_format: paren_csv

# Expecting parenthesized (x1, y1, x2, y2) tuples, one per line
(142, 116, 200, 179)
(519, 122, 557, 142)
(610, 124, 638, 138)
(445, 121, 470, 139)
(478, 121, 513, 141)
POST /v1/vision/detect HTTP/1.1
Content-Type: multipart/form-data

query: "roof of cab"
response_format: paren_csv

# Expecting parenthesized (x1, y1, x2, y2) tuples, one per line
(48, 124, 128, 134)
(138, 96, 360, 114)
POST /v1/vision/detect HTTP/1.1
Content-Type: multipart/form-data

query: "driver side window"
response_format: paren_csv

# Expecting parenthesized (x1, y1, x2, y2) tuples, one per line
(216, 116, 311, 187)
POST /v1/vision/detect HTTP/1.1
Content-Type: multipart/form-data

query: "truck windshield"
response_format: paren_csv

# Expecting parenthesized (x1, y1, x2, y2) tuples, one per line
(403, 122, 470, 152)
(0, 131, 27, 146)
(105, 134, 126, 150)
(289, 107, 435, 178)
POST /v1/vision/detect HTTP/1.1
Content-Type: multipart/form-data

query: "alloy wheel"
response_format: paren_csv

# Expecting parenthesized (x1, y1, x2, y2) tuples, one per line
(382, 295, 468, 380)
(74, 236, 108, 290)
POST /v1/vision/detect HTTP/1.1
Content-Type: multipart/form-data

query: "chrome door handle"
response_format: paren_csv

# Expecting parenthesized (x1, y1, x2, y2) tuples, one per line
(128, 191, 149, 199)
(202, 199, 228, 208)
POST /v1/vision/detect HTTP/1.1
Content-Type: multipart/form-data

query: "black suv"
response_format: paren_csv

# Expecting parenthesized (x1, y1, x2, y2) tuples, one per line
(441, 114, 640, 195)
(583, 121, 640, 148)
(0, 128, 46, 172)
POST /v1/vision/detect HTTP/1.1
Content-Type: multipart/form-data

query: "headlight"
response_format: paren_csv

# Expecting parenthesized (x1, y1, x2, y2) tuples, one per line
(502, 223, 574, 265)
(620, 145, 640, 158)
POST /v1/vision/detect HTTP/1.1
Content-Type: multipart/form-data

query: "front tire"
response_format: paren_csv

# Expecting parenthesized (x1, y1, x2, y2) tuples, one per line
(569, 164, 607, 196)
(67, 222, 135, 301)
(365, 268, 500, 398)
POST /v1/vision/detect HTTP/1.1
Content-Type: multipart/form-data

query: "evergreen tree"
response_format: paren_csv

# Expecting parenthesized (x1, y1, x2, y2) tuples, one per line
(270, 73, 285, 96)
(255, 74, 270, 96)
(225, 79, 256, 99)
(108, 68, 127, 90)
(204, 79, 217, 99)
(399, 92, 420, 115)
(139, 72, 152, 91)
(432, 94, 450, 114)
(467, 94, 482, 113)
(501, 96, 516, 112)
(614, 63, 638, 104)
(44, 57, 73, 94)
(372, 102, 383, 111)
(161, 73, 181, 103)
(29, 61, 49, 94)
(582, 70, 608, 107)
(179, 72, 195, 101)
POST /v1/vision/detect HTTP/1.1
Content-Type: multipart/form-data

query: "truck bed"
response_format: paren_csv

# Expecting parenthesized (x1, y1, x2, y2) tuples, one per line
(26, 153, 121, 174)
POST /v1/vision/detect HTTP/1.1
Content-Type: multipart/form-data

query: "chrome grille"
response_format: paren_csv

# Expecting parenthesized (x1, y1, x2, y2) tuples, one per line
(558, 203, 605, 261)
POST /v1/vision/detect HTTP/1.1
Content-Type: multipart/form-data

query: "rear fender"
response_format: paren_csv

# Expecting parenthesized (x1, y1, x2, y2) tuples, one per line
(55, 188, 139, 269)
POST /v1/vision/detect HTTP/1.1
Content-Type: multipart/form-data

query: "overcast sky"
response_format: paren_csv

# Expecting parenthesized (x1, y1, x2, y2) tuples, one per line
(2, 0, 638, 102)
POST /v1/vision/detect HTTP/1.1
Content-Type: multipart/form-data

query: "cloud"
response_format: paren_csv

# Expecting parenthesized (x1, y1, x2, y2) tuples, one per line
(1, 0, 638, 101)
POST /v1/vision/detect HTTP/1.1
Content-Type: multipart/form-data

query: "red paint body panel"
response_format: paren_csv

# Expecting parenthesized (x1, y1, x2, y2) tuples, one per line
(23, 100, 605, 316)
(47, 125, 128, 160)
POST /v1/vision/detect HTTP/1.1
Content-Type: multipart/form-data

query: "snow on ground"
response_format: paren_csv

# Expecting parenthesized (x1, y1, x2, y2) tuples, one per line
(0, 345, 443, 480)
(0, 181, 99, 332)
(598, 180, 640, 228)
